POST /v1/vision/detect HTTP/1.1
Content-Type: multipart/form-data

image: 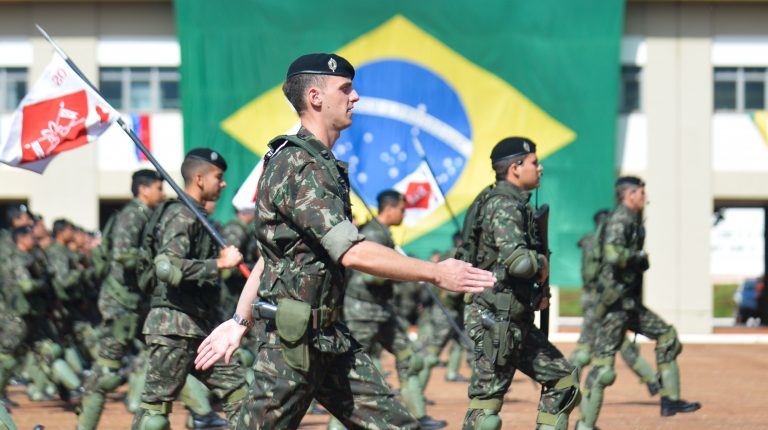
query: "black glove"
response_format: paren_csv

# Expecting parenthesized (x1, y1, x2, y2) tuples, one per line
(628, 251, 649, 272)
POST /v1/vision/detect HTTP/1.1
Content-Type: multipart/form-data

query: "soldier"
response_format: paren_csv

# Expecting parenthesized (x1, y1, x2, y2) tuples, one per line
(1, 225, 81, 402)
(575, 176, 701, 430)
(194, 52, 494, 429)
(329, 190, 446, 429)
(461, 137, 579, 430)
(570, 209, 660, 396)
(78, 170, 167, 429)
(577, 176, 701, 429)
(131, 149, 248, 430)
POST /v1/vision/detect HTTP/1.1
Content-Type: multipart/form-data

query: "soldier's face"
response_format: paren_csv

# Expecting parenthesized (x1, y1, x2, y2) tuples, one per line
(383, 200, 406, 227)
(319, 75, 359, 132)
(141, 180, 166, 208)
(200, 165, 226, 202)
(626, 186, 646, 211)
(515, 153, 543, 190)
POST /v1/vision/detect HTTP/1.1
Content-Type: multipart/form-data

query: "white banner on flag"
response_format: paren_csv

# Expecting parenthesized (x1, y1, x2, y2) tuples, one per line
(232, 157, 265, 212)
(0, 53, 119, 173)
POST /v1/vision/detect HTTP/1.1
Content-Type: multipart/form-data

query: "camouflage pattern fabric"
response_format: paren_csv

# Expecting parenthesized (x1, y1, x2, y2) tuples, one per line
(238, 322, 417, 429)
(219, 218, 252, 322)
(248, 128, 417, 428)
(462, 181, 576, 427)
(137, 195, 246, 426)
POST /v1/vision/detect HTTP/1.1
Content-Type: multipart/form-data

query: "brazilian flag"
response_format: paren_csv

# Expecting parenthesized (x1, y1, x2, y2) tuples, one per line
(175, 1, 625, 287)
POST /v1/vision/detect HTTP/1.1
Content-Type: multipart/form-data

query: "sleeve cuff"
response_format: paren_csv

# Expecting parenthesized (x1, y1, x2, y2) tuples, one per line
(321, 220, 365, 262)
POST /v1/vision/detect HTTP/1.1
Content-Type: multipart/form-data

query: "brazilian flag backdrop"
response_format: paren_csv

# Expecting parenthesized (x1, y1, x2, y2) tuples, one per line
(175, 0, 625, 287)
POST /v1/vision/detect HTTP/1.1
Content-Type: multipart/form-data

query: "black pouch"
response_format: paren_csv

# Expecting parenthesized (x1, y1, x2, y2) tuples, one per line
(276, 298, 312, 372)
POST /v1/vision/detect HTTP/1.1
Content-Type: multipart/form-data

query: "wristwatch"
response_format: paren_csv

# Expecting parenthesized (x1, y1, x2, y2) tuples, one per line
(232, 313, 253, 328)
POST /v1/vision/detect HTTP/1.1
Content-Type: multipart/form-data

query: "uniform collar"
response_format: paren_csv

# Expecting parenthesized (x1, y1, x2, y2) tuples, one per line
(296, 126, 336, 159)
(616, 203, 641, 220)
(495, 180, 531, 201)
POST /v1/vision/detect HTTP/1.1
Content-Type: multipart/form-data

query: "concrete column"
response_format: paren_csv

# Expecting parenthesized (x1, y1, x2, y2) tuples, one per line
(643, 3, 713, 333)
(28, 4, 99, 230)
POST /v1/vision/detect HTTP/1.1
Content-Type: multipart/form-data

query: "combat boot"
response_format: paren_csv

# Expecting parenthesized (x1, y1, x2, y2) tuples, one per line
(417, 415, 447, 429)
(186, 410, 228, 429)
(0, 396, 18, 408)
(660, 396, 701, 416)
(646, 380, 660, 396)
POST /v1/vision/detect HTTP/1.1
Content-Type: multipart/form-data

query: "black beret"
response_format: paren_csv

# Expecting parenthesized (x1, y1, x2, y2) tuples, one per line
(12, 224, 33, 238)
(490, 137, 536, 164)
(616, 176, 645, 187)
(286, 53, 355, 80)
(185, 148, 228, 172)
(132, 169, 163, 182)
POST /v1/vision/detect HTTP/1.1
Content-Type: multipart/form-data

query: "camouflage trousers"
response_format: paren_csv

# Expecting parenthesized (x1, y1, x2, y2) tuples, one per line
(425, 299, 463, 354)
(135, 334, 246, 426)
(463, 302, 574, 428)
(94, 292, 144, 363)
(344, 299, 413, 380)
(237, 323, 418, 430)
(592, 302, 676, 364)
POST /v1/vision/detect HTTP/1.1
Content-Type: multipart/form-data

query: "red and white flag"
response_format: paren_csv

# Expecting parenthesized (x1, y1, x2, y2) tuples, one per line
(0, 54, 118, 173)
(394, 161, 446, 227)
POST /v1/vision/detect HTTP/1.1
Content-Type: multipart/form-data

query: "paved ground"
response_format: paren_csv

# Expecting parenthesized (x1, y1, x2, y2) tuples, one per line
(5, 342, 767, 429)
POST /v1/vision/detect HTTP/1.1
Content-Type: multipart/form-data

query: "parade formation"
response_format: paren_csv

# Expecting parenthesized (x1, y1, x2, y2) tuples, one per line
(0, 47, 709, 430)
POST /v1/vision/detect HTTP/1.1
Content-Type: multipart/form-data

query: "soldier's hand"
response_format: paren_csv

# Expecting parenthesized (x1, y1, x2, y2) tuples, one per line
(434, 258, 495, 294)
(538, 257, 550, 284)
(216, 246, 243, 270)
(194, 319, 247, 371)
(538, 295, 550, 311)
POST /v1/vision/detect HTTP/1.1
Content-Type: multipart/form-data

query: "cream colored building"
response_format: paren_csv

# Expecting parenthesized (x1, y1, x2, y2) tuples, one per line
(1, 0, 767, 334)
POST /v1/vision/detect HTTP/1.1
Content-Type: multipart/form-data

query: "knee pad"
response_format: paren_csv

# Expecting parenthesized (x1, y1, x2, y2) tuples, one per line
(570, 345, 592, 369)
(38, 341, 63, 361)
(96, 367, 123, 392)
(424, 351, 440, 368)
(656, 328, 682, 363)
(476, 412, 502, 430)
(140, 413, 170, 430)
(589, 356, 617, 387)
(407, 353, 424, 374)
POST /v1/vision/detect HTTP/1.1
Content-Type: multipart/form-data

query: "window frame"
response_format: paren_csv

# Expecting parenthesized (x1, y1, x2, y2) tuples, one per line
(0, 67, 28, 113)
(98, 66, 180, 112)
(714, 66, 768, 112)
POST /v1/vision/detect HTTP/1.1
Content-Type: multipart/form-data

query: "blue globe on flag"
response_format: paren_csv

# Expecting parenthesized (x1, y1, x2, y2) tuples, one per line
(334, 59, 473, 225)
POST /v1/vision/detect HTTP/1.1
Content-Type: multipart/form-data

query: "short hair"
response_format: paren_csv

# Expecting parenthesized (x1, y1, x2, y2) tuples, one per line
(52, 218, 72, 237)
(615, 183, 642, 204)
(282, 74, 327, 115)
(492, 154, 525, 181)
(131, 169, 163, 197)
(181, 157, 213, 185)
(6, 204, 29, 226)
(376, 190, 404, 212)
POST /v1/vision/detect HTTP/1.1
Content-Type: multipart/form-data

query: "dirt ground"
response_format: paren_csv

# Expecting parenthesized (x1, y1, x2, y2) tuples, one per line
(6, 342, 767, 429)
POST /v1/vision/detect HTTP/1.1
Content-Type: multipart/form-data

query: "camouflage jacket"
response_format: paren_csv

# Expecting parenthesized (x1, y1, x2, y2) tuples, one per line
(100, 198, 153, 309)
(45, 242, 84, 303)
(578, 232, 595, 287)
(256, 127, 364, 353)
(471, 181, 545, 319)
(345, 218, 395, 304)
(144, 197, 220, 338)
(598, 203, 646, 296)
(1, 247, 50, 317)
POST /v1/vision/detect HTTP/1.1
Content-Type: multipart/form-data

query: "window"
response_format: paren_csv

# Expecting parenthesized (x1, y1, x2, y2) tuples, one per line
(0, 68, 27, 112)
(99, 67, 180, 112)
(714, 67, 768, 112)
(619, 65, 641, 114)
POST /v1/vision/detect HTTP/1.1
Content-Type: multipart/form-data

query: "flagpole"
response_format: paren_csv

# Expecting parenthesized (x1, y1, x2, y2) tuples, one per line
(411, 136, 462, 233)
(35, 24, 251, 278)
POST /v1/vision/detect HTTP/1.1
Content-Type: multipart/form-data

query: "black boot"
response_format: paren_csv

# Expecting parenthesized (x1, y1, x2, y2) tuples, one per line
(417, 415, 447, 429)
(186, 411, 228, 429)
(0, 396, 18, 408)
(661, 396, 701, 416)
(646, 380, 660, 396)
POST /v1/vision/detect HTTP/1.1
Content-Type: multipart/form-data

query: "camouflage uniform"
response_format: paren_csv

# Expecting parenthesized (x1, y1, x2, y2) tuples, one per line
(570, 231, 659, 394)
(576, 204, 691, 429)
(239, 128, 418, 429)
(341, 218, 428, 419)
(131, 197, 247, 429)
(78, 199, 152, 429)
(462, 181, 578, 430)
(2, 247, 81, 399)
